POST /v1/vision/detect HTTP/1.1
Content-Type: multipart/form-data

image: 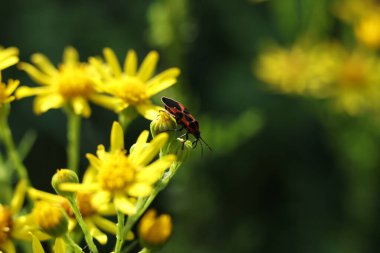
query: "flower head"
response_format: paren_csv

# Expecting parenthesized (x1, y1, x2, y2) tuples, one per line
(59, 122, 176, 215)
(0, 180, 43, 253)
(138, 209, 172, 247)
(90, 48, 180, 120)
(16, 47, 116, 117)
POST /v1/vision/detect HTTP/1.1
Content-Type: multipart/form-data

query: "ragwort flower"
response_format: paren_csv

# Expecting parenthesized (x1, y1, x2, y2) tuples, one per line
(0, 180, 47, 253)
(0, 76, 20, 107)
(28, 168, 132, 245)
(90, 48, 180, 120)
(59, 122, 176, 215)
(16, 47, 116, 117)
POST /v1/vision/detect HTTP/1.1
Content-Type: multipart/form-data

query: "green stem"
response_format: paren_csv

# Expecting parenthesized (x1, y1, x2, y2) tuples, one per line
(63, 233, 83, 253)
(114, 211, 125, 253)
(67, 110, 81, 173)
(67, 196, 98, 253)
(138, 248, 151, 253)
(0, 115, 30, 184)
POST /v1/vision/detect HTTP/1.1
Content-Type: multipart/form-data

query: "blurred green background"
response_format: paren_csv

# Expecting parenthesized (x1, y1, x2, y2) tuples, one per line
(2, 0, 380, 252)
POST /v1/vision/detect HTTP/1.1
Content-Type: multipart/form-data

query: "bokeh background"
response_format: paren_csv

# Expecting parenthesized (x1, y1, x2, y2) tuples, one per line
(2, 0, 380, 252)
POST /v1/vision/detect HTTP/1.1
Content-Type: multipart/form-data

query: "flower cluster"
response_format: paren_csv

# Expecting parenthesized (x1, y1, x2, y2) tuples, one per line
(0, 45, 192, 253)
(254, 0, 380, 115)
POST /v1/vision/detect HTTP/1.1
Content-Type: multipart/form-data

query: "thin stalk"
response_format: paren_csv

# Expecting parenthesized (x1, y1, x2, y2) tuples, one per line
(0, 117, 29, 184)
(67, 196, 98, 253)
(114, 211, 125, 253)
(62, 233, 83, 253)
(138, 248, 150, 253)
(67, 110, 81, 173)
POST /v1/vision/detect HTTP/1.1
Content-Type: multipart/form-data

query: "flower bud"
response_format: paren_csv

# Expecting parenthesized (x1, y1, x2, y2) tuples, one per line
(34, 201, 69, 237)
(167, 138, 192, 164)
(139, 209, 172, 248)
(51, 169, 79, 198)
(150, 110, 177, 139)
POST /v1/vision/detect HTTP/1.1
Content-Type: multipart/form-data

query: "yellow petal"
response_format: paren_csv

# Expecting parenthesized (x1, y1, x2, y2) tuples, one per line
(53, 238, 66, 253)
(85, 218, 108, 245)
(1, 239, 16, 253)
(29, 232, 45, 253)
(129, 130, 149, 163)
(147, 67, 180, 87)
(63, 46, 79, 66)
(71, 97, 91, 117)
(18, 62, 52, 86)
(114, 194, 136, 215)
(10, 179, 27, 214)
(127, 183, 152, 197)
(34, 94, 65, 114)
(124, 50, 137, 76)
(91, 215, 117, 234)
(15, 86, 51, 100)
(0, 47, 19, 59)
(134, 132, 169, 166)
(136, 154, 176, 183)
(147, 78, 177, 97)
(92, 190, 112, 207)
(135, 102, 162, 120)
(86, 153, 102, 170)
(110, 121, 124, 152)
(5, 79, 20, 96)
(103, 48, 122, 77)
(31, 53, 58, 75)
(137, 51, 159, 82)
(0, 56, 19, 71)
(89, 93, 125, 112)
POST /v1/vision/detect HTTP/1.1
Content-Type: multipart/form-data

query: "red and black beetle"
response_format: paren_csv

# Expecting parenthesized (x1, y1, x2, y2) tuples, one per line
(161, 96, 212, 152)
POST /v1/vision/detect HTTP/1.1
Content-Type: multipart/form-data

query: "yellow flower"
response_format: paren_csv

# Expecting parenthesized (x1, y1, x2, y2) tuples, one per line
(90, 48, 180, 120)
(332, 51, 380, 115)
(0, 77, 20, 107)
(15, 47, 116, 117)
(30, 232, 66, 253)
(355, 13, 380, 49)
(28, 168, 132, 245)
(59, 122, 176, 215)
(0, 46, 19, 71)
(138, 209, 172, 247)
(255, 42, 340, 97)
(0, 180, 47, 253)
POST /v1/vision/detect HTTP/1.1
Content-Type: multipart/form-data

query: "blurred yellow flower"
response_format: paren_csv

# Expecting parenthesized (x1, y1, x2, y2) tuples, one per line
(355, 13, 380, 49)
(16, 47, 116, 117)
(335, 0, 380, 49)
(59, 122, 176, 215)
(0, 180, 47, 253)
(332, 51, 380, 115)
(0, 46, 19, 71)
(138, 209, 172, 247)
(255, 42, 340, 97)
(90, 48, 180, 120)
(255, 41, 380, 115)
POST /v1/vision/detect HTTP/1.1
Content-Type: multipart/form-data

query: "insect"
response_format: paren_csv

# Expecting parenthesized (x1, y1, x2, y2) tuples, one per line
(161, 96, 212, 152)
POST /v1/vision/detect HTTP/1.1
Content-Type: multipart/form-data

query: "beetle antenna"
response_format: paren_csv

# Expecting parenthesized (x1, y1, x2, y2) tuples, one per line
(200, 137, 212, 152)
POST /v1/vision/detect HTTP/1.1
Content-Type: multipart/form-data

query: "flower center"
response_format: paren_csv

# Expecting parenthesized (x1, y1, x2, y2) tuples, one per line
(339, 56, 367, 88)
(77, 192, 97, 216)
(34, 201, 64, 230)
(115, 76, 148, 105)
(56, 64, 95, 98)
(97, 151, 136, 193)
(0, 205, 12, 244)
